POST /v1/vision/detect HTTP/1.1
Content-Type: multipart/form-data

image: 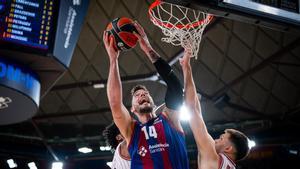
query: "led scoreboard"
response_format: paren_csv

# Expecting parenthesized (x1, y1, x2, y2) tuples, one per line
(0, 0, 56, 52)
(0, 0, 90, 125)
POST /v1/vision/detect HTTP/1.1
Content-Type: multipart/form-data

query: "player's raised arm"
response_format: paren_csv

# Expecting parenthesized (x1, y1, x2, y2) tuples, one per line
(180, 51, 219, 168)
(103, 31, 133, 142)
(134, 22, 184, 132)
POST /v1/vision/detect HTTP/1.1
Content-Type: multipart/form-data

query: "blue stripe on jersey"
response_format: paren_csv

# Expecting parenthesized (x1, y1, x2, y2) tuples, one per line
(161, 115, 189, 169)
(128, 114, 189, 169)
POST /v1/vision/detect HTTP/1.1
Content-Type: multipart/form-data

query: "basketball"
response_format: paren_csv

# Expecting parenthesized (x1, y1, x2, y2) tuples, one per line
(106, 17, 139, 51)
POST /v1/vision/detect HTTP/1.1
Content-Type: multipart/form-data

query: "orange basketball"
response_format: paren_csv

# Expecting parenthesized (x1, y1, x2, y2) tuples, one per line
(106, 17, 139, 51)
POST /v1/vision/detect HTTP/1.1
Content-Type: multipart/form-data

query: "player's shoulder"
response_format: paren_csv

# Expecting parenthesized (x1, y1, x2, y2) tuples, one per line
(154, 103, 165, 115)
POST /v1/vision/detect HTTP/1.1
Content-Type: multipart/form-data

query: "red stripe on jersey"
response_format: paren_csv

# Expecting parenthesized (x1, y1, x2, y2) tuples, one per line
(138, 129, 154, 169)
(154, 120, 172, 169)
(218, 154, 224, 169)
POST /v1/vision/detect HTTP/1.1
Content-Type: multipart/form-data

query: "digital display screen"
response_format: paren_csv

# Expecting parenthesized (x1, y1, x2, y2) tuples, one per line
(0, 0, 55, 50)
(222, 0, 300, 25)
(252, 0, 299, 13)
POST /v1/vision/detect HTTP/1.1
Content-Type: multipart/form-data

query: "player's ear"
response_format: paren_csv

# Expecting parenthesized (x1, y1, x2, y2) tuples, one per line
(224, 145, 234, 153)
(116, 134, 123, 141)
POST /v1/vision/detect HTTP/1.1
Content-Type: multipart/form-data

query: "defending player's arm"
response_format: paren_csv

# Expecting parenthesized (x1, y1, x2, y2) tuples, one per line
(103, 31, 133, 142)
(134, 22, 184, 130)
(180, 51, 219, 167)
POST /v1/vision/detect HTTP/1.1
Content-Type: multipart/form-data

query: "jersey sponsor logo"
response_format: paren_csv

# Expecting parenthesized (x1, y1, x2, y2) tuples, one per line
(149, 143, 169, 154)
(138, 146, 148, 157)
(138, 143, 170, 157)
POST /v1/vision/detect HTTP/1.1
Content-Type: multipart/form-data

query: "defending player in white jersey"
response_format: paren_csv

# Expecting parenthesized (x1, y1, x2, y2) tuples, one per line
(103, 122, 130, 169)
(180, 50, 251, 169)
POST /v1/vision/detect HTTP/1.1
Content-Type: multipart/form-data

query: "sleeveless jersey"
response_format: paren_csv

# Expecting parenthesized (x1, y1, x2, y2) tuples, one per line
(219, 153, 236, 169)
(111, 142, 131, 169)
(128, 114, 189, 169)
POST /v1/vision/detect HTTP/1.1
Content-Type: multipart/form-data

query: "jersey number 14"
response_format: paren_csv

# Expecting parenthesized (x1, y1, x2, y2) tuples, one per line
(141, 126, 157, 140)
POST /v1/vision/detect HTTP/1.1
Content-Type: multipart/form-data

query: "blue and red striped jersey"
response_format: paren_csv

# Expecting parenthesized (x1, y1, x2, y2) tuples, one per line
(128, 114, 189, 169)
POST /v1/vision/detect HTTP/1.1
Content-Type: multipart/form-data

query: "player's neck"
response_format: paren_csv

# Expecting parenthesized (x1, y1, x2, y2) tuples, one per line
(137, 112, 156, 124)
(120, 141, 130, 159)
(223, 152, 235, 162)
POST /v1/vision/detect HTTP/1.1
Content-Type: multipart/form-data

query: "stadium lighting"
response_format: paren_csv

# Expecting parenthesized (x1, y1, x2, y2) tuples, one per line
(289, 150, 298, 155)
(28, 162, 38, 169)
(52, 162, 63, 169)
(100, 146, 111, 151)
(100, 146, 106, 151)
(179, 105, 191, 121)
(105, 146, 111, 151)
(78, 147, 93, 153)
(7, 159, 17, 168)
(93, 83, 105, 89)
(248, 139, 256, 149)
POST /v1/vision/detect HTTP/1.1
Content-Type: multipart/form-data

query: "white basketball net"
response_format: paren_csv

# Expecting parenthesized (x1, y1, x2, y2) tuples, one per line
(149, 1, 213, 59)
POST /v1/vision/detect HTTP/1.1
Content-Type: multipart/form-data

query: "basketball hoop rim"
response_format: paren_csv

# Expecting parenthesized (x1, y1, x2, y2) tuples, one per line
(148, 0, 214, 29)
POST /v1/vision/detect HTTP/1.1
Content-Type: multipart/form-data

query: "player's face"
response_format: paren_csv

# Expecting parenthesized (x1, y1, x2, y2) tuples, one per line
(214, 132, 233, 153)
(131, 89, 154, 114)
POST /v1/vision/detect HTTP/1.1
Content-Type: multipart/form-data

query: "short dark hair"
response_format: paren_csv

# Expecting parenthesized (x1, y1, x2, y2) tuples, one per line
(225, 129, 250, 161)
(131, 85, 149, 96)
(102, 122, 120, 151)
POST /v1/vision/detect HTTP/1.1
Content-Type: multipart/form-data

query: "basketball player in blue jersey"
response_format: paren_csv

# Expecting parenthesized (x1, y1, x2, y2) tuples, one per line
(103, 21, 189, 169)
(179, 51, 250, 169)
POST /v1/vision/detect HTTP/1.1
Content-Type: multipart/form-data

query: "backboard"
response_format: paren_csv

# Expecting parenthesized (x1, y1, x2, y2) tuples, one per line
(164, 0, 300, 32)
